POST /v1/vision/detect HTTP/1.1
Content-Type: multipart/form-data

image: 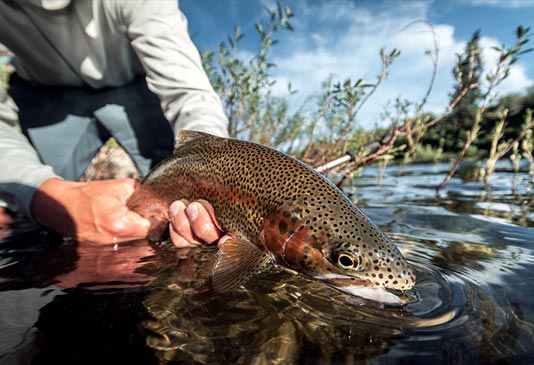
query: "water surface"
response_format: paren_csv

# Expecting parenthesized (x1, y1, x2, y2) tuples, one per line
(1, 161, 533, 364)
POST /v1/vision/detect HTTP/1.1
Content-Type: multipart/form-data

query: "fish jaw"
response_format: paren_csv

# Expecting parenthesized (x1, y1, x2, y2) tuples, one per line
(336, 284, 403, 305)
(313, 274, 405, 305)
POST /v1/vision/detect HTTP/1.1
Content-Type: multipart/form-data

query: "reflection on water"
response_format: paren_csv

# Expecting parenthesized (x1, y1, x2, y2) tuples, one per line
(1, 161, 534, 364)
(144, 247, 402, 364)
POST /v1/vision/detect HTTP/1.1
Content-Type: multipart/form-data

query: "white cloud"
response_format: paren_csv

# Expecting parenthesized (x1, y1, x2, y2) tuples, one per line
(264, 0, 533, 129)
(499, 65, 534, 94)
(267, 1, 455, 127)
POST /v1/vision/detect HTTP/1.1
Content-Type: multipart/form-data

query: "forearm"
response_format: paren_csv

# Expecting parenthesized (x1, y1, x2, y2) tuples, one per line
(166, 91, 229, 138)
(120, 0, 229, 137)
(30, 177, 75, 230)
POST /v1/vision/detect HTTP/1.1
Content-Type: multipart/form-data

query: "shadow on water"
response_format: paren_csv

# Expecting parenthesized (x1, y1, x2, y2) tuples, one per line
(1, 161, 534, 364)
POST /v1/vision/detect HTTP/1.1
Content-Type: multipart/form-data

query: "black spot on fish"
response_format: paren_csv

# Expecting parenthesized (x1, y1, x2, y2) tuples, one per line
(278, 220, 288, 234)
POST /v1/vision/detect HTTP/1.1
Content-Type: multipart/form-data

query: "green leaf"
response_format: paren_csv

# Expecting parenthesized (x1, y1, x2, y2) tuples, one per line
(517, 26, 523, 38)
(256, 23, 264, 34)
(285, 6, 293, 18)
(518, 48, 534, 55)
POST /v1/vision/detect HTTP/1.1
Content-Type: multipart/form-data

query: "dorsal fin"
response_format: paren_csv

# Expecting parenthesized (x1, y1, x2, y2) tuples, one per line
(174, 130, 213, 151)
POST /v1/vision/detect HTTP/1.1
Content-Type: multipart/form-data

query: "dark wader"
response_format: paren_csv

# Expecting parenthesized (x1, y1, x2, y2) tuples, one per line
(8, 74, 174, 180)
(0, 76, 176, 363)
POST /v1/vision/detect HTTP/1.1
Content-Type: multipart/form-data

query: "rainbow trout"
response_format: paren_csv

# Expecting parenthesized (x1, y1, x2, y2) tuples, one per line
(127, 131, 416, 304)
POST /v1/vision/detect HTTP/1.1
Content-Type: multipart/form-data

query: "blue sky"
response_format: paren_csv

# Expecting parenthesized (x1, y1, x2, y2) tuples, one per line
(181, 0, 534, 128)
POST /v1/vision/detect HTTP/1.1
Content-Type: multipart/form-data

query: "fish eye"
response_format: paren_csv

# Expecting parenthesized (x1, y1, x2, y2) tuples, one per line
(337, 253, 359, 270)
(338, 254, 354, 268)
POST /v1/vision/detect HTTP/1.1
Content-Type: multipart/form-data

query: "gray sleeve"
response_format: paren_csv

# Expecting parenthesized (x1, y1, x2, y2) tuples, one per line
(118, 0, 229, 138)
(0, 84, 58, 218)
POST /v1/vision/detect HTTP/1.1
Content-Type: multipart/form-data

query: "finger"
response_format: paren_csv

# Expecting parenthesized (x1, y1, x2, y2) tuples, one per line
(169, 222, 199, 248)
(169, 201, 202, 247)
(186, 202, 222, 244)
(195, 199, 223, 231)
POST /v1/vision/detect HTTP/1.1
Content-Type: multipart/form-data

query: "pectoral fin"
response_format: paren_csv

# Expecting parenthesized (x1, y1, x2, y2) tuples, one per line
(191, 238, 272, 298)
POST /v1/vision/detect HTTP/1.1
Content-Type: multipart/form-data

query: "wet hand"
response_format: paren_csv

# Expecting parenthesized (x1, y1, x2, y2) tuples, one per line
(169, 200, 231, 248)
(31, 178, 151, 244)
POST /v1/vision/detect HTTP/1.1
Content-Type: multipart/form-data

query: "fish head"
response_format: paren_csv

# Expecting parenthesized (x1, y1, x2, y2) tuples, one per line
(324, 227, 416, 291)
(261, 198, 415, 304)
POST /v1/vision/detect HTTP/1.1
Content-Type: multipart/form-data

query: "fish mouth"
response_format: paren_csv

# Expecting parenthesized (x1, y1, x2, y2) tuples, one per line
(313, 274, 406, 305)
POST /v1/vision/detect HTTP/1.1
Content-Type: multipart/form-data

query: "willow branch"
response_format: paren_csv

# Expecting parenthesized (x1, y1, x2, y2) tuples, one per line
(494, 113, 534, 161)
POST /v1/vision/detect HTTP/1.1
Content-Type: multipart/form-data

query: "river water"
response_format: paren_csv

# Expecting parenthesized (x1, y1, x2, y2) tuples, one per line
(1, 161, 533, 364)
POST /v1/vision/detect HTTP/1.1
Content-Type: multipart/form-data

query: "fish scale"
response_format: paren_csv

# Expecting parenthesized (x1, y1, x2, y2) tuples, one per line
(127, 130, 416, 304)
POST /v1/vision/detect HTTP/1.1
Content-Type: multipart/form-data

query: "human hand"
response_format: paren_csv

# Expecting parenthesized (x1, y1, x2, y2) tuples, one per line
(169, 200, 232, 248)
(31, 178, 150, 244)
(0, 206, 15, 226)
(0, 206, 16, 240)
